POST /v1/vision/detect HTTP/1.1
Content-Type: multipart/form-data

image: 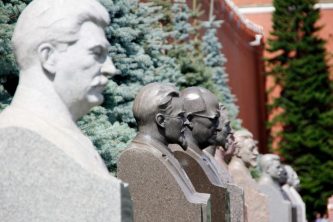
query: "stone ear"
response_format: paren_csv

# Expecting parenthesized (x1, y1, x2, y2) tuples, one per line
(155, 113, 165, 128)
(38, 43, 57, 75)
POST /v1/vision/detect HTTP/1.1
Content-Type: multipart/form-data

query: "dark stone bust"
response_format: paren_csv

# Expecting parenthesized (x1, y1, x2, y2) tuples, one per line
(117, 83, 211, 222)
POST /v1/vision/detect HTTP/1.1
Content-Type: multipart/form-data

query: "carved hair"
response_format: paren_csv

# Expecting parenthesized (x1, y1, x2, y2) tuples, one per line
(258, 154, 280, 173)
(12, 0, 110, 70)
(284, 164, 300, 187)
(233, 129, 253, 155)
(133, 83, 179, 129)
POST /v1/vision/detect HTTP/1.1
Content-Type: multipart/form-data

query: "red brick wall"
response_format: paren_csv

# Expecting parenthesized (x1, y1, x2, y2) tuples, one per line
(191, 0, 269, 152)
(244, 6, 333, 150)
(233, 0, 272, 7)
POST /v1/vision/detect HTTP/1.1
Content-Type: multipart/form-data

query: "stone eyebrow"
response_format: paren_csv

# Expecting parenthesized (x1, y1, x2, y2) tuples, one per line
(89, 41, 111, 51)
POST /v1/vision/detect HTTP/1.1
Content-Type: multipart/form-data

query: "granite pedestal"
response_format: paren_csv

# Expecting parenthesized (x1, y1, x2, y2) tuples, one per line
(0, 127, 132, 222)
(118, 135, 211, 222)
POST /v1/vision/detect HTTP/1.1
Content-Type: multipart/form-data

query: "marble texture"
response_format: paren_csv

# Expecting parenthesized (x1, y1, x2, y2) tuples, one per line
(204, 150, 246, 222)
(282, 165, 307, 222)
(173, 145, 229, 222)
(0, 127, 132, 222)
(0, 0, 132, 220)
(118, 134, 211, 222)
(229, 157, 269, 222)
(258, 155, 292, 222)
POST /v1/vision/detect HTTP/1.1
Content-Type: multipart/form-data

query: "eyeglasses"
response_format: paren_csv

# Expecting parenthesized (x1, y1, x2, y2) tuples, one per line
(190, 112, 220, 126)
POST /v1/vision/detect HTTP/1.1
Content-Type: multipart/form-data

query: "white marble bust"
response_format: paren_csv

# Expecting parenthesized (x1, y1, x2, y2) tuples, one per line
(0, 0, 116, 178)
(282, 165, 307, 222)
(0, 0, 132, 221)
(258, 154, 292, 222)
(228, 129, 269, 222)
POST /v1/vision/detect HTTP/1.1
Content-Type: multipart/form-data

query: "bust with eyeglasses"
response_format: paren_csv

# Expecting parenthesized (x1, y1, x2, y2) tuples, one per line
(181, 87, 222, 151)
(117, 83, 211, 222)
(204, 104, 235, 177)
(170, 87, 235, 222)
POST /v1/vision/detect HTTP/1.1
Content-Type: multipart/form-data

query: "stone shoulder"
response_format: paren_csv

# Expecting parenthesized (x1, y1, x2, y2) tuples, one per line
(0, 127, 126, 222)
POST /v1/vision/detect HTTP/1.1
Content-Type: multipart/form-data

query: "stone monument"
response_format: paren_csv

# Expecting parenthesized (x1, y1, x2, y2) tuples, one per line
(258, 154, 292, 222)
(282, 165, 307, 222)
(171, 87, 240, 222)
(228, 129, 269, 222)
(117, 83, 211, 222)
(0, 0, 132, 221)
(204, 104, 234, 182)
(204, 104, 248, 222)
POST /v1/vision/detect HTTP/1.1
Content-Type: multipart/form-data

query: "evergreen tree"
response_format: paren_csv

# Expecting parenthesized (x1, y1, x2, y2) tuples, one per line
(0, 0, 30, 78)
(0, 84, 11, 111)
(267, 0, 333, 216)
(168, 0, 218, 93)
(202, 17, 241, 129)
(77, 106, 135, 175)
(0, 0, 31, 110)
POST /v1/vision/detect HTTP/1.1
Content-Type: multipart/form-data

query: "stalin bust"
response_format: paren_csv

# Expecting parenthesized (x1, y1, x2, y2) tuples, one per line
(0, 0, 132, 221)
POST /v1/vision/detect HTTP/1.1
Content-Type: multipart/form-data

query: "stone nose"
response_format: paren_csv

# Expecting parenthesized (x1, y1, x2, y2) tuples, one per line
(101, 56, 119, 78)
(184, 118, 190, 127)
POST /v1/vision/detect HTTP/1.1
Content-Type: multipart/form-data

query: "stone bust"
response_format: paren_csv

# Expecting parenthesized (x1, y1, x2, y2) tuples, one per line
(258, 154, 286, 188)
(228, 129, 269, 222)
(181, 87, 221, 152)
(204, 104, 234, 182)
(0, 0, 116, 177)
(231, 129, 259, 169)
(282, 165, 307, 222)
(214, 105, 233, 150)
(284, 165, 300, 190)
(258, 154, 292, 222)
(0, 0, 132, 221)
(117, 83, 210, 222)
(132, 82, 189, 150)
(171, 87, 246, 222)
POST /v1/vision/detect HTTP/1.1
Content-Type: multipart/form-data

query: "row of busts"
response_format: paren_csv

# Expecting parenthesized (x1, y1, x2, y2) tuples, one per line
(0, 0, 306, 221)
(0, 75, 306, 221)
(117, 83, 307, 222)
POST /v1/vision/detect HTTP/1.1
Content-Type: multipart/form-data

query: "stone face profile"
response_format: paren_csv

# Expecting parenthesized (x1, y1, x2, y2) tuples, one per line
(172, 86, 245, 222)
(258, 154, 293, 222)
(117, 83, 211, 222)
(228, 129, 269, 222)
(206, 103, 235, 183)
(0, 0, 132, 221)
(205, 104, 247, 222)
(282, 165, 307, 222)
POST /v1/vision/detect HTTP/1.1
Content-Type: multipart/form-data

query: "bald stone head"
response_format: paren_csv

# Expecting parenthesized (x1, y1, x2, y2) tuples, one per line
(181, 87, 221, 149)
(133, 83, 188, 149)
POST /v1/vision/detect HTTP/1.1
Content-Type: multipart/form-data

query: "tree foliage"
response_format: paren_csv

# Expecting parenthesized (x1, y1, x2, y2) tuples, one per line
(78, 0, 184, 173)
(202, 17, 241, 129)
(0, 0, 30, 78)
(266, 0, 333, 217)
(0, 0, 242, 176)
(0, 0, 31, 111)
